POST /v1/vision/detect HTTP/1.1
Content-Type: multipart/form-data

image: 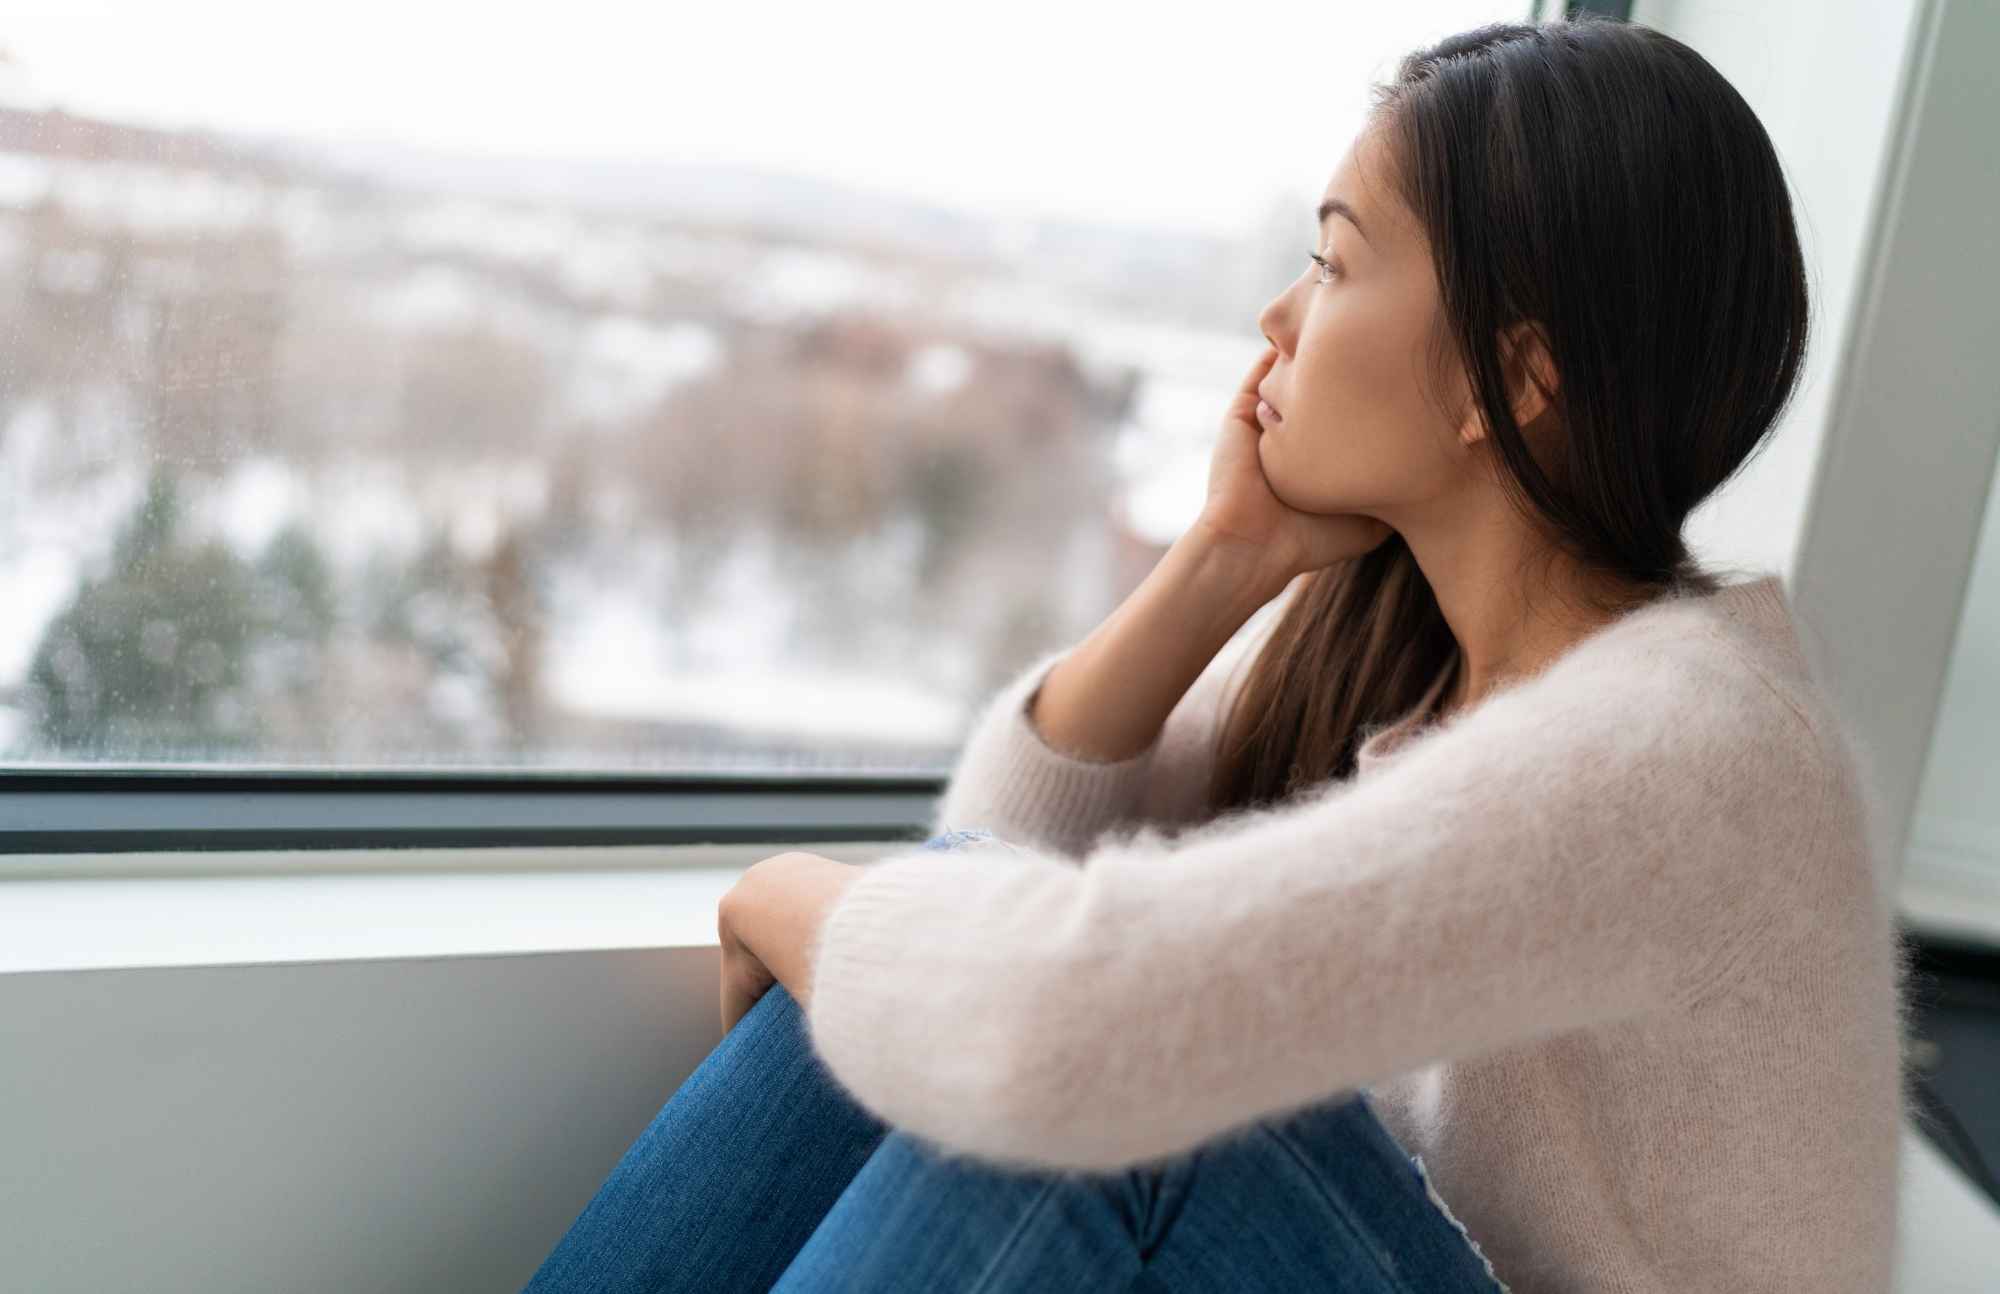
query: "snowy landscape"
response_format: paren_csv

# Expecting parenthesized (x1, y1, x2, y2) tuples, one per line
(0, 104, 1298, 772)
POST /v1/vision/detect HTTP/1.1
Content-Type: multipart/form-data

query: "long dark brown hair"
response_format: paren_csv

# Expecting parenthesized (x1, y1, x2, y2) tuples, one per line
(1207, 13, 1811, 818)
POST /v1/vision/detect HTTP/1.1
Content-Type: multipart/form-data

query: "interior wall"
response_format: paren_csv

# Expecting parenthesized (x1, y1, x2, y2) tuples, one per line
(0, 949, 714, 1294)
(1628, 0, 1926, 577)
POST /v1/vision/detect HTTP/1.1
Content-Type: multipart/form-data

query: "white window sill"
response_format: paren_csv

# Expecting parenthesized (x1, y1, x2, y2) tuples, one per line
(5, 841, 1991, 978)
(0, 841, 902, 975)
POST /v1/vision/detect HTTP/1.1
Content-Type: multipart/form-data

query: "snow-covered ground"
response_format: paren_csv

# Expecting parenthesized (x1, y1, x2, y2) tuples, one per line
(0, 135, 1254, 761)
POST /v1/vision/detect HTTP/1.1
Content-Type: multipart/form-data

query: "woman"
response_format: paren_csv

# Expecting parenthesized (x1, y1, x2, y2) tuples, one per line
(527, 13, 1912, 1292)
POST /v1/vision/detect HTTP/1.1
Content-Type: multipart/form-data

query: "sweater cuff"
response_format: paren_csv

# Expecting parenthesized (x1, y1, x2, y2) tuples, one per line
(941, 649, 1158, 857)
(803, 849, 961, 1101)
(807, 849, 930, 990)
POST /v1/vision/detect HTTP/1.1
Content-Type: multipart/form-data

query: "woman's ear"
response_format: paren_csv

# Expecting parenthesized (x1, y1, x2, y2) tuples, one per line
(1501, 320, 1560, 429)
(1455, 321, 1559, 449)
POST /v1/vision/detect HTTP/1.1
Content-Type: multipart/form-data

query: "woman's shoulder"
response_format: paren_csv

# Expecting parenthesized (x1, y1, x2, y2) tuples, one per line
(1410, 583, 1837, 811)
(1511, 586, 1869, 883)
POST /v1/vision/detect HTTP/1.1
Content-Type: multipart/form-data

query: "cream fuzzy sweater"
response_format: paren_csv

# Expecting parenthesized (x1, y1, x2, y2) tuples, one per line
(805, 571, 1914, 1293)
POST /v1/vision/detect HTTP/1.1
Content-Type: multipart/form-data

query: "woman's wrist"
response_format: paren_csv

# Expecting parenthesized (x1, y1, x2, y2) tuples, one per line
(1027, 527, 1288, 766)
(1176, 522, 1299, 628)
(721, 852, 864, 1015)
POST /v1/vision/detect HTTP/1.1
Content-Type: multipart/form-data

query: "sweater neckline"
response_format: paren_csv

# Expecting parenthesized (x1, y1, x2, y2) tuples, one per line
(1353, 571, 1792, 775)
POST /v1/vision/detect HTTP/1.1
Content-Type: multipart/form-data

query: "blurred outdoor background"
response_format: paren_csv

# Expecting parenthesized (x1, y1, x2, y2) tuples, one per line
(0, 1, 1516, 771)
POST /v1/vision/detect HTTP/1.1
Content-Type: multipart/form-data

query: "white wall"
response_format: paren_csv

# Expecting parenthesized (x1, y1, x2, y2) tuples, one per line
(1629, 0, 1927, 577)
(0, 947, 715, 1294)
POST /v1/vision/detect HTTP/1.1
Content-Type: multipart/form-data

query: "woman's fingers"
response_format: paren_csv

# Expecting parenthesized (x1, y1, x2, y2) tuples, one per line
(1237, 343, 1279, 401)
(1222, 345, 1279, 430)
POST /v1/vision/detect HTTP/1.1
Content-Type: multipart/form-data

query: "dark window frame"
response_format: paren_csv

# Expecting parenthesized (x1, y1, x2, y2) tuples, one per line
(0, 767, 944, 855)
(1541, 0, 1633, 19)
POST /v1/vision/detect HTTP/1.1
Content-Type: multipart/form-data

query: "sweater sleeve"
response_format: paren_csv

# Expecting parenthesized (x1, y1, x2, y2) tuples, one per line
(924, 606, 1284, 860)
(805, 639, 1832, 1173)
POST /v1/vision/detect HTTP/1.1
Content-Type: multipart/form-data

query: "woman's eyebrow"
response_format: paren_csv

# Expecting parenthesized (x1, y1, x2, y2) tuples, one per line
(1317, 197, 1370, 245)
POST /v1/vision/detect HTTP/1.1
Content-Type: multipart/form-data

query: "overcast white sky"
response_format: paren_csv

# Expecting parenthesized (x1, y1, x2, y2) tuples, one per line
(0, 1, 1519, 237)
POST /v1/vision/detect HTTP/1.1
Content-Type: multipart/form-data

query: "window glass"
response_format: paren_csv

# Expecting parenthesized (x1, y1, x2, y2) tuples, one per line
(0, 2, 1520, 771)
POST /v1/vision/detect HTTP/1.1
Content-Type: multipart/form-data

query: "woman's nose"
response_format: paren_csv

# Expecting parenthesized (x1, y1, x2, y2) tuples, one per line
(1258, 314, 1290, 358)
(1257, 293, 1295, 357)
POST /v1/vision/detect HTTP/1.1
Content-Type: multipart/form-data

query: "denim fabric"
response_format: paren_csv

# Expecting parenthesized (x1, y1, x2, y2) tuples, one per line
(918, 825, 1031, 858)
(920, 826, 998, 850)
(521, 829, 1507, 1293)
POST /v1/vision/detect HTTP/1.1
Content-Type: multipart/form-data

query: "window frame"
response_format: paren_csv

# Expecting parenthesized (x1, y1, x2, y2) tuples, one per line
(0, 767, 943, 855)
(10, 0, 1994, 899)
(1545, 0, 1634, 18)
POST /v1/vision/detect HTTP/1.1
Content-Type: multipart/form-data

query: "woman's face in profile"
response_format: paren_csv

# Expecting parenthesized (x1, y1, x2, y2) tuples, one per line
(1253, 121, 1474, 524)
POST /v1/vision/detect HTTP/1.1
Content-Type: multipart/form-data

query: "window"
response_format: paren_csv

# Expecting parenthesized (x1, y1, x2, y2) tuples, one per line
(0, 3, 1525, 790)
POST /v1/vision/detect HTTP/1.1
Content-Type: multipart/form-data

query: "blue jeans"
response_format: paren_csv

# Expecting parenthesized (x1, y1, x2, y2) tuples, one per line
(522, 828, 1507, 1292)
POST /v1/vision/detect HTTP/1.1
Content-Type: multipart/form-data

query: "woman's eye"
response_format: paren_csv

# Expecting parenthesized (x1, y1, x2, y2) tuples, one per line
(1307, 252, 1338, 284)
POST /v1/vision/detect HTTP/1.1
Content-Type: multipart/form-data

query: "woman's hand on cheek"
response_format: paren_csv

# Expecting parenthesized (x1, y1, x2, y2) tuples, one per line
(1198, 344, 1395, 579)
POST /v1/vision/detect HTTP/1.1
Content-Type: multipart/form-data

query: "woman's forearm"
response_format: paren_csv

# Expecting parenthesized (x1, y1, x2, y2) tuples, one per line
(1027, 526, 1292, 764)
